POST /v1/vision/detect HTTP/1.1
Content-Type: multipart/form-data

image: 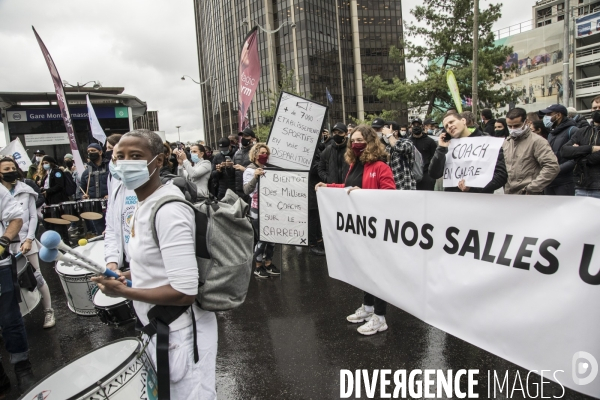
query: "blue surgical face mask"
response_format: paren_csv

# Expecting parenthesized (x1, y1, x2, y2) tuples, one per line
(427, 129, 434, 134)
(220, 150, 228, 155)
(109, 161, 121, 181)
(114, 155, 158, 190)
(542, 115, 553, 128)
(191, 154, 200, 163)
(43, 164, 51, 171)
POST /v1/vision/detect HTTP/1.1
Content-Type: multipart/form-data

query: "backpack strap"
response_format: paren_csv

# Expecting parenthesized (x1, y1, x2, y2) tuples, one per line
(149, 195, 210, 259)
(568, 126, 575, 139)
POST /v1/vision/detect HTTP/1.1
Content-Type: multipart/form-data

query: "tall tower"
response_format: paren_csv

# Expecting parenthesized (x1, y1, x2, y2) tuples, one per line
(193, 0, 407, 145)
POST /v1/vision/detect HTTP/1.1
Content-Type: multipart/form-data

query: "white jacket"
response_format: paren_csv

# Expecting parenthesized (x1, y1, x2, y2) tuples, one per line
(11, 181, 38, 244)
(178, 159, 211, 198)
(104, 178, 127, 269)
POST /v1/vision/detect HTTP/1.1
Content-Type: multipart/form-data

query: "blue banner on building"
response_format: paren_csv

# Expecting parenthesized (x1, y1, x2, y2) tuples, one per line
(6, 107, 129, 122)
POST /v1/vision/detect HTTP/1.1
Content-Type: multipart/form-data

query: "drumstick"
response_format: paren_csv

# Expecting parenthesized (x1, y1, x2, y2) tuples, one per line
(78, 186, 88, 196)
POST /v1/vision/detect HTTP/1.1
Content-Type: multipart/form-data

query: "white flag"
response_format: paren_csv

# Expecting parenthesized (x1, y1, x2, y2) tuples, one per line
(0, 138, 32, 172)
(86, 94, 107, 145)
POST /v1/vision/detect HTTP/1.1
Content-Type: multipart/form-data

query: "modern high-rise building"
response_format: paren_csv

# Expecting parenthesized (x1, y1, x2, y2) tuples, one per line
(193, 0, 407, 145)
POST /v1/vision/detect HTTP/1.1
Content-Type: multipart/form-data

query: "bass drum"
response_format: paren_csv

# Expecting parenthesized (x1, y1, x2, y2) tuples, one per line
(17, 256, 41, 317)
(19, 338, 157, 400)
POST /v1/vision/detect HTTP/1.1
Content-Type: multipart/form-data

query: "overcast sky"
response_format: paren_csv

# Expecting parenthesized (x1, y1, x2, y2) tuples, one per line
(0, 0, 527, 147)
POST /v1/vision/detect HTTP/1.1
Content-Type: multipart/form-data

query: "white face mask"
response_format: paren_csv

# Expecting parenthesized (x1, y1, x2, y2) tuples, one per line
(509, 124, 529, 138)
(35, 156, 42, 163)
(114, 155, 158, 190)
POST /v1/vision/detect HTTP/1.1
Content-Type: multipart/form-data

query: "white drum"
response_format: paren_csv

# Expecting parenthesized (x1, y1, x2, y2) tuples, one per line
(20, 338, 158, 400)
(93, 290, 136, 327)
(55, 239, 104, 316)
(17, 256, 41, 317)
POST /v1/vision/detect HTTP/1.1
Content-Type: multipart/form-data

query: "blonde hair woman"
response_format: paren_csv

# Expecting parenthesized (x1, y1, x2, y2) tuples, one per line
(242, 143, 280, 279)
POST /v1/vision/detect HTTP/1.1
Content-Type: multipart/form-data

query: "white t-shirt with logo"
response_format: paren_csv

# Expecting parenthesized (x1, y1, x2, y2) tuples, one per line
(121, 189, 137, 260)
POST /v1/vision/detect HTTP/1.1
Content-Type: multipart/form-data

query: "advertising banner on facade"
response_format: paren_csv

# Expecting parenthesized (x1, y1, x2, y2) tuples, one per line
(33, 27, 85, 174)
(318, 188, 600, 398)
(238, 26, 261, 132)
(576, 11, 600, 38)
(495, 23, 571, 113)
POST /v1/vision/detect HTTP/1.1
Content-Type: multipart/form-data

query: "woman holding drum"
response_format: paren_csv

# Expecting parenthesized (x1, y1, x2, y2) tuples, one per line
(0, 158, 55, 329)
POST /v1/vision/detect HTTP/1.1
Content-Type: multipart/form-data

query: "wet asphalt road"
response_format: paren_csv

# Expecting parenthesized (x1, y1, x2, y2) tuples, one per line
(1, 246, 595, 400)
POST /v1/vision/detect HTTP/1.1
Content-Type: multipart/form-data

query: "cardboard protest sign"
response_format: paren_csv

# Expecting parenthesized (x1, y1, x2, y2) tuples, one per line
(266, 92, 327, 171)
(443, 136, 504, 188)
(259, 170, 309, 246)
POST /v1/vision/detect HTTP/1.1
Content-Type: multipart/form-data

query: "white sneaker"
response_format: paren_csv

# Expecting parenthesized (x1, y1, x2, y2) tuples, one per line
(43, 308, 55, 329)
(357, 315, 388, 336)
(346, 305, 373, 324)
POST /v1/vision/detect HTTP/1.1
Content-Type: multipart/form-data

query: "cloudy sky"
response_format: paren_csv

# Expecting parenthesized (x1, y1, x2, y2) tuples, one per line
(0, 0, 526, 147)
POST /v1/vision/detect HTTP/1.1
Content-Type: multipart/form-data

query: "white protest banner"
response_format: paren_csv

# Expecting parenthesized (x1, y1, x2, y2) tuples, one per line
(317, 188, 600, 398)
(266, 92, 327, 171)
(86, 94, 107, 145)
(443, 136, 503, 188)
(259, 170, 309, 245)
(24, 132, 69, 146)
(0, 138, 32, 171)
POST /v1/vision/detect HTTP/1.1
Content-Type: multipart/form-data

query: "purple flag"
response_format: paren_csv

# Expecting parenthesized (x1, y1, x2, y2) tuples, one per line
(238, 27, 261, 132)
(32, 27, 85, 174)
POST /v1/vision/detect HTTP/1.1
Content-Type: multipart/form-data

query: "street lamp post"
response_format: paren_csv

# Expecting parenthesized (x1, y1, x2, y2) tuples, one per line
(176, 125, 181, 143)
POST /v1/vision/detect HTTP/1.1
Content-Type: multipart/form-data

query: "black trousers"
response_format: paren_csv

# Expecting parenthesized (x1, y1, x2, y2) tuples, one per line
(417, 173, 435, 191)
(364, 292, 387, 316)
(308, 208, 323, 246)
(544, 182, 575, 196)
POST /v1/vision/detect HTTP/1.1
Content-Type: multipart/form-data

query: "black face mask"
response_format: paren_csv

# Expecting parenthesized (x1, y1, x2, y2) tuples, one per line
(333, 134, 345, 144)
(412, 126, 423, 135)
(593, 111, 600, 124)
(88, 152, 101, 161)
(241, 138, 251, 147)
(65, 161, 74, 169)
(104, 150, 113, 160)
(1, 171, 19, 184)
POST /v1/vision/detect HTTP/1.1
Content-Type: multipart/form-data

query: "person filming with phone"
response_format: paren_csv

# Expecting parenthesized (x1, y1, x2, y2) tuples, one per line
(429, 113, 507, 193)
(211, 137, 238, 200)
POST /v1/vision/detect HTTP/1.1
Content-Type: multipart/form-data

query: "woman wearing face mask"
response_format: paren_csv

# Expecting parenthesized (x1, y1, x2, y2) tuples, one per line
(493, 118, 510, 138)
(0, 158, 55, 329)
(243, 143, 280, 279)
(176, 144, 212, 198)
(93, 129, 218, 399)
(315, 125, 395, 336)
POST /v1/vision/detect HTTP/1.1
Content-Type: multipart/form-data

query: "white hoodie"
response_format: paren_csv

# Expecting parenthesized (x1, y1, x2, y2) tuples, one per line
(7, 181, 38, 254)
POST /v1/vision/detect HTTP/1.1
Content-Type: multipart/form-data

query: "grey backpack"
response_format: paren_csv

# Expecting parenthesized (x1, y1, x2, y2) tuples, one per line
(149, 189, 254, 312)
(412, 146, 424, 182)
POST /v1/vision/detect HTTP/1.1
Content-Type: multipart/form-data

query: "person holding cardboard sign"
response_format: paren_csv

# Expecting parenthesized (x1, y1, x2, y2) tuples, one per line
(429, 113, 507, 193)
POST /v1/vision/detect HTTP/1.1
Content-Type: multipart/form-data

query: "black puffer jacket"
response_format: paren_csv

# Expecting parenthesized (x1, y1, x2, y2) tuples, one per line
(40, 167, 68, 205)
(318, 139, 349, 184)
(211, 152, 237, 199)
(428, 130, 507, 193)
(561, 124, 600, 190)
(546, 118, 577, 187)
(233, 146, 252, 198)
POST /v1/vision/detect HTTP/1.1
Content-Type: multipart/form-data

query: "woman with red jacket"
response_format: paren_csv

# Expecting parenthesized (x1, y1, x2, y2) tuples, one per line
(315, 124, 395, 335)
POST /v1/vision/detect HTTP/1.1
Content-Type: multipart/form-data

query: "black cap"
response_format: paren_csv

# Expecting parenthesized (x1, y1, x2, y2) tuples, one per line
(372, 118, 386, 128)
(42, 155, 57, 165)
(539, 104, 568, 116)
(34, 149, 45, 155)
(423, 118, 436, 126)
(331, 122, 348, 134)
(387, 121, 400, 131)
(217, 137, 230, 149)
(240, 127, 256, 138)
(412, 117, 423, 125)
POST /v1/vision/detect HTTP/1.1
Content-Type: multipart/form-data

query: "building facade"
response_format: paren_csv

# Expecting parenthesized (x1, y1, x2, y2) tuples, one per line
(193, 0, 407, 145)
(134, 110, 160, 131)
(533, 0, 600, 28)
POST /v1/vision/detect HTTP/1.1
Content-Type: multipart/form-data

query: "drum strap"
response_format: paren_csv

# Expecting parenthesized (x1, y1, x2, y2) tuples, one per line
(142, 305, 199, 400)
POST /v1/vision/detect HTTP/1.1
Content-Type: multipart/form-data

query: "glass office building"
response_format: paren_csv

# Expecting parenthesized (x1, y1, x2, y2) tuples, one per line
(194, 0, 407, 145)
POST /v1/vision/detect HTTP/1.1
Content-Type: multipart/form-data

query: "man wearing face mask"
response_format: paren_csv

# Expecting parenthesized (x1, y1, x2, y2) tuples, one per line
(80, 143, 110, 234)
(371, 118, 386, 143)
(538, 104, 577, 196)
(423, 119, 438, 136)
(233, 127, 256, 201)
(318, 128, 331, 151)
(26, 150, 45, 180)
(409, 118, 437, 191)
(211, 137, 237, 200)
(318, 122, 350, 184)
(561, 95, 600, 198)
(502, 107, 559, 195)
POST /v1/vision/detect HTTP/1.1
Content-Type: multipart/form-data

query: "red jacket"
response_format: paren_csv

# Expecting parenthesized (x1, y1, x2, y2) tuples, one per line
(327, 160, 396, 190)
